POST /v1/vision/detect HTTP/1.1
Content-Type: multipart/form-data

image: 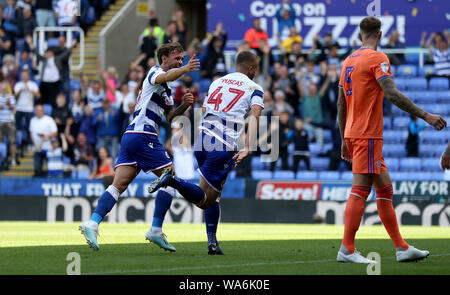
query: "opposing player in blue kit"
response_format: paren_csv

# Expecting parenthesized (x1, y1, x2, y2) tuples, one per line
(149, 50, 265, 254)
(79, 42, 209, 251)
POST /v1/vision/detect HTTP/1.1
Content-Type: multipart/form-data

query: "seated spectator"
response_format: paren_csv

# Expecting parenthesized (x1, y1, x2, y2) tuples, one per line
(80, 71, 105, 113)
(244, 17, 269, 50)
(2, 53, 17, 89)
(72, 132, 95, 171)
(51, 92, 72, 135)
(14, 68, 40, 154)
(270, 111, 292, 171)
(276, 0, 296, 42)
(291, 118, 311, 173)
(0, 80, 17, 167)
(79, 105, 97, 150)
(89, 146, 114, 181)
(54, 0, 77, 27)
(406, 115, 426, 157)
(385, 30, 406, 66)
(95, 98, 120, 158)
(29, 104, 58, 177)
(46, 135, 67, 178)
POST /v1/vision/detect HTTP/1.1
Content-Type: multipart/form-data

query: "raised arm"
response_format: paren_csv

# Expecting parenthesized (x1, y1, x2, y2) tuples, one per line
(164, 92, 194, 123)
(378, 76, 447, 130)
(154, 55, 199, 84)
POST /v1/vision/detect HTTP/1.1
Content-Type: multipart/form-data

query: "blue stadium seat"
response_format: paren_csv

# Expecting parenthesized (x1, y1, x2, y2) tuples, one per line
(394, 78, 407, 91)
(252, 170, 273, 180)
(436, 91, 450, 103)
(419, 144, 446, 157)
(383, 130, 401, 143)
(421, 130, 446, 144)
(296, 170, 318, 180)
(408, 171, 433, 181)
(391, 105, 407, 117)
(397, 65, 417, 77)
(70, 80, 81, 91)
(199, 78, 212, 94)
(383, 117, 392, 129)
(393, 117, 410, 129)
(340, 171, 353, 181)
(85, 7, 96, 25)
(251, 156, 263, 170)
(405, 78, 427, 91)
(273, 170, 295, 179)
(389, 172, 409, 181)
(390, 65, 397, 76)
(384, 157, 400, 171)
(0, 142, 6, 159)
(399, 157, 421, 172)
(383, 144, 406, 157)
(418, 65, 435, 77)
(310, 157, 330, 171)
(77, 170, 90, 179)
(322, 143, 333, 153)
(43, 104, 52, 116)
(228, 170, 236, 179)
(429, 77, 449, 91)
(405, 54, 419, 65)
(323, 129, 332, 143)
(318, 171, 340, 180)
(430, 172, 445, 181)
(421, 157, 441, 172)
(309, 143, 322, 155)
(414, 91, 436, 104)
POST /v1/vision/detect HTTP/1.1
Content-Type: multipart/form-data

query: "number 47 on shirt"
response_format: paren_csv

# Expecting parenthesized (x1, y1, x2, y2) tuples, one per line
(207, 86, 245, 112)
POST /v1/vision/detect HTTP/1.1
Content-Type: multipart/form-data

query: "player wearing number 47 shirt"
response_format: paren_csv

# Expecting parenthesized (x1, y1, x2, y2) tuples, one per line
(153, 50, 265, 255)
(336, 17, 447, 264)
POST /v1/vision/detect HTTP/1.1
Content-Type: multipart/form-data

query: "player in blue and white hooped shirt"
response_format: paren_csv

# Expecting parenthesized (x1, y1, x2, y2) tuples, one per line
(151, 51, 265, 254)
(80, 42, 207, 252)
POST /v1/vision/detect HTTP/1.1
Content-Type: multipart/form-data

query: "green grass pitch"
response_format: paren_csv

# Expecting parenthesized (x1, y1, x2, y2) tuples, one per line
(1, 222, 449, 275)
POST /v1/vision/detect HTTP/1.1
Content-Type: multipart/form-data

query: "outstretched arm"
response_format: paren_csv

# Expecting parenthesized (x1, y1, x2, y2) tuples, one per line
(378, 76, 447, 130)
(155, 55, 200, 84)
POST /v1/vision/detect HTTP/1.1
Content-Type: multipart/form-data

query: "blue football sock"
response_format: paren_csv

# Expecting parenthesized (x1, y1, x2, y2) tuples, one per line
(205, 202, 220, 245)
(90, 186, 119, 226)
(152, 188, 174, 232)
(169, 176, 205, 205)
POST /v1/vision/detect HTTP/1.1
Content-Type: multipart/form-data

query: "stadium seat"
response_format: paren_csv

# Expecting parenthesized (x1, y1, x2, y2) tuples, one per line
(228, 170, 236, 179)
(430, 172, 445, 181)
(383, 144, 407, 157)
(399, 157, 421, 172)
(405, 54, 419, 65)
(318, 171, 340, 180)
(340, 171, 353, 181)
(296, 170, 318, 180)
(43, 104, 52, 116)
(418, 65, 435, 77)
(310, 157, 330, 171)
(397, 65, 417, 77)
(429, 77, 449, 91)
(383, 117, 392, 129)
(421, 130, 445, 144)
(421, 157, 441, 172)
(384, 157, 400, 171)
(390, 65, 397, 76)
(383, 130, 402, 143)
(394, 78, 407, 91)
(393, 117, 410, 129)
(199, 78, 212, 95)
(85, 6, 96, 25)
(419, 144, 446, 157)
(70, 80, 81, 91)
(0, 142, 6, 159)
(251, 156, 263, 170)
(436, 91, 450, 103)
(273, 170, 295, 179)
(414, 91, 436, 104)
(77, 170, 90, 179)
(323, 130, 332, 143)
(389, 172, 409, 181)
(252, 170, 272, 180)
(309, 143, 322, 155)
(405, 78, 427, 91)
(408, 171, 433, 181)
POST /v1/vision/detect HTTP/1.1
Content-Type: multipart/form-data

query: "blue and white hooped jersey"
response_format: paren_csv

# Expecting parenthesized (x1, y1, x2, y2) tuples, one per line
(200, 72, 264, 149)
(125, 66, 174, 136)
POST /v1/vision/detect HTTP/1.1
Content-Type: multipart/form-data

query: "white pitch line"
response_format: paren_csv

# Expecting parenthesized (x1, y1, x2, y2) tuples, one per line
(84, 253, 450, 275)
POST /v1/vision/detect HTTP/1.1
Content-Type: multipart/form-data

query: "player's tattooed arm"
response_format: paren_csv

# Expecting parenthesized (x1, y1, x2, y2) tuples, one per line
(379, 76, 447, 130)
(164, 92, 195, 123)
(378, 76, 428, 119)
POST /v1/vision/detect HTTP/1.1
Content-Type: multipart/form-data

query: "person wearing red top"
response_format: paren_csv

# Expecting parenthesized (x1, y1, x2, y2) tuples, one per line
(336, 16, 446, 264)
(244, 18, 269, 49)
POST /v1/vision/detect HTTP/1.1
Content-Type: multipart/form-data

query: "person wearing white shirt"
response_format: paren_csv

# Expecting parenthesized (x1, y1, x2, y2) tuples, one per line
(54, 0, 77, 27)
(14, 69, 40, 156)
(0, 81, 17, 166)
(29, 104, 58, 177)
